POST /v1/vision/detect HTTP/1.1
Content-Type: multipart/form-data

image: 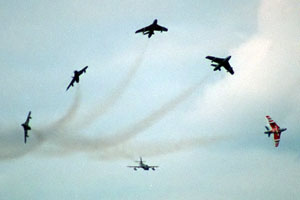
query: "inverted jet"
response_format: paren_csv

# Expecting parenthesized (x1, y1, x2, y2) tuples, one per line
(66, 66, 88, 91)
(205, 55, 234, 75)
(135, 19, 168, 38)
(21, 111, 32, 144)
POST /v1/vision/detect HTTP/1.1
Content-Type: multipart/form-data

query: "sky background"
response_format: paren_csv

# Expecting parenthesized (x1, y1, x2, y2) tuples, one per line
(1, 0, 300, 199)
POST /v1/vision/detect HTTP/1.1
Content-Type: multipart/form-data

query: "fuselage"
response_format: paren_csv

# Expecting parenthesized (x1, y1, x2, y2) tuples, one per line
(22, 123, 31, 131)
(140, 162, 149, 170)
(264, 124, 287, 140)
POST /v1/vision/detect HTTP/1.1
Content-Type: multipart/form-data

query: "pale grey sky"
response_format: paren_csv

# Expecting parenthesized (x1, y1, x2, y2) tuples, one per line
(1, 0, 300, 199)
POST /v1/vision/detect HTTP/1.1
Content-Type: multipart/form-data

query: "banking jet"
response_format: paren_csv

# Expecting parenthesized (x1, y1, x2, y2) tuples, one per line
(21, 111, 32, 143)
(264, 115, 287, 147)
(127, 157, 158, 171)
(66, 66, 88, 91)
(205, 55, 234, 75)
(135, 19, 168, 38)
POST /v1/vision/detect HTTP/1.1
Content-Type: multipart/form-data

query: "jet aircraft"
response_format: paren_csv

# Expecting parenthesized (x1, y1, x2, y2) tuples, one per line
(21, 111, 32, 143)
(264, 115, 287, 147)
(205, 55, 234, 75)
(135, 19, 168, 38)
(127, 157, 158, 171)
(66, 66, 88, 91)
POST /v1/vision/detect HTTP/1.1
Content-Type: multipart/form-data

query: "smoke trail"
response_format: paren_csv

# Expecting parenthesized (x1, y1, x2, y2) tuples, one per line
(50, 87, 81, 129)
(31, 87, 82, 144)
(76, 41, 149, 128)
(96, 135, 228, 160)
(0, 88, 81, 161)
(0, 74, 211, 160)
(48, 75, 212, 154)
(0, 128, 43, 160)
(0, 42, 150, 160)
(96, 75, 212, 148)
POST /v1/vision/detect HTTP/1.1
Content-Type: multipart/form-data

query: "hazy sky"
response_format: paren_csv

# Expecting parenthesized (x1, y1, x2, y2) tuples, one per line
(1, 0, 300, 199)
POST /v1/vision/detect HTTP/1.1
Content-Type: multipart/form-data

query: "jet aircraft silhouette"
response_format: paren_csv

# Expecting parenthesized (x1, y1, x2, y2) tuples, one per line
(66, 66, 88, 91)
(21, 111, 31, 143)
(135, 19, 168, 38)
(205, 55, 234, 75)
(127, 157, 158, 171)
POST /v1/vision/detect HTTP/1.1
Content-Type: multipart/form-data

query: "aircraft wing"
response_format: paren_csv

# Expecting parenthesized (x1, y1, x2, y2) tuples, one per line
(66, 78, 75, 91)
(127, 166, 141, 168)
(79, 66, 88, 74)
(148, 165, 159, 168)
(223, 62, 234, 75)
(266, 116, 279, 129)
(26, 111, 32, 123)
(24, 129, 27, 143)
(135, 26, 149, 34)
(205, 56, 224, 63)
(153, 24, 168, 32)
(273, 133, 281, 147)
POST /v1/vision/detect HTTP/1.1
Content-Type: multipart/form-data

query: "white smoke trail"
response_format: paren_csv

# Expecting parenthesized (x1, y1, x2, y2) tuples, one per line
(50, 87, 81, 129)
(75, 41, 150, 128)
(95, 135, 229, 160)
(94, 75, 212, 148)
(44, 75, 212, 155)
(0, 88, 81, 161)
(0, 128, 45, 160)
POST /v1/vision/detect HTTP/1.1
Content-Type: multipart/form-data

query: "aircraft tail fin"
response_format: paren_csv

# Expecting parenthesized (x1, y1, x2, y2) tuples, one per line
(264, 126, 271, 137)
(135, 157, 145, 164)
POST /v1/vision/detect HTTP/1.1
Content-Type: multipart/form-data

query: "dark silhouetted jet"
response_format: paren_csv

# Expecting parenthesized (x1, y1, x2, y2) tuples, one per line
(127, 157, 158, 171)
(66, 66, 88, 91)
(21, 111, 31, 144)
(205, 56, 234, 75)
(135, 19, 168, 38)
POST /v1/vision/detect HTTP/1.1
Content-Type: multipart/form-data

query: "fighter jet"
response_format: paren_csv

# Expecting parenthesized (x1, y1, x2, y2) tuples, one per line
(127, 157, 158, 171)
(21, 111, 32, 144)
(135, 19, 168, 38)
(205, 55, 234, 75)
(264, 115, 287, 147)
(66, 66, 88, 91)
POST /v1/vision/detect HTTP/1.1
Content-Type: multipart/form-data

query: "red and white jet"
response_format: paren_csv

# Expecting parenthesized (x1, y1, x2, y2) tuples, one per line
(264, 116, 287, 147)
